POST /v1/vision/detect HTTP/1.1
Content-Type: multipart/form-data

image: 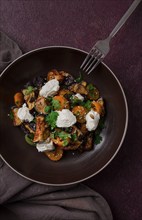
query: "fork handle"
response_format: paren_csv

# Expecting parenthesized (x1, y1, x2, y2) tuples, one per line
(108, 0, 141, 39)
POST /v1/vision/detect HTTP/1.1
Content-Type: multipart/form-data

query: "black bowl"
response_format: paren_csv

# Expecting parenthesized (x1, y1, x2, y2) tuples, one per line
(0, 46, 128, 185)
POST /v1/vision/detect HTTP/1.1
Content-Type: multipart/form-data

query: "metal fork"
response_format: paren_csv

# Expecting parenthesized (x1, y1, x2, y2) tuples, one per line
(80, 0, 141, 75)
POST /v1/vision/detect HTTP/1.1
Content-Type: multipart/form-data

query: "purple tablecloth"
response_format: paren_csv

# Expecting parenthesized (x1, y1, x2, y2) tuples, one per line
(0, 0, 142, 219)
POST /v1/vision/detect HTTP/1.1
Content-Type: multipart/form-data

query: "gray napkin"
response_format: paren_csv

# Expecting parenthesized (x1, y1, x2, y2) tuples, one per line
(0, 31, 113, 220)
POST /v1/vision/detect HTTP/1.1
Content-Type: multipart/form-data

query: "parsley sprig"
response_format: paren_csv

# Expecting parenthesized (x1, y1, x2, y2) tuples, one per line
(45, 111, 59, 130)
(94, 117, 105, 145)
(52, 99, 61, 110)
(23, 86, 35, 95)
(51, 130, 71, 146)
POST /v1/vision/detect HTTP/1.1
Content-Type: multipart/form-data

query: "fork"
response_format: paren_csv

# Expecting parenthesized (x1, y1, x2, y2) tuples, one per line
(80, 0, 141, 75)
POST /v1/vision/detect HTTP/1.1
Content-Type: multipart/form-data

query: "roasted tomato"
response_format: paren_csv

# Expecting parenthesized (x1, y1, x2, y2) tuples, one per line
(52, 95, 69, 110)
(92, 98, 104, 115)
(14, 92, 24, 107)
(72, 106, 87, 123)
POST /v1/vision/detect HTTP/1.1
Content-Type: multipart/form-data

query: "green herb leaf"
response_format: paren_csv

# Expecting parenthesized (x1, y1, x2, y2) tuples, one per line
(51, 131, 71, 146)
(58, 131, 71, 140)
(70, 96, 84, 107)
(94, 117, 105, 145)
(45, 111, 59, 129)
(15, 101, 19, 105)
(83, 100, 92, 110)
(87, 84, 94, 91)
(52, 99, 61, 110)
(23, 86, 35, 95)
(75, 72, 83, 83)
(58, 131, 71, 146)
(9, 111, 14, 120)
(98, 117, 105, 130)
(94, 134, 102, 145)
(71, 133, 77, 142)
(46, 96, 52, 102)
(44, 106, 51, 113)
(63, 139, 69, 146)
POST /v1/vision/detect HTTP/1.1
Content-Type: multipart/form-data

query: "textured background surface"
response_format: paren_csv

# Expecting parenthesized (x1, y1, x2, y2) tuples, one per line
(0, 0, 142, 219)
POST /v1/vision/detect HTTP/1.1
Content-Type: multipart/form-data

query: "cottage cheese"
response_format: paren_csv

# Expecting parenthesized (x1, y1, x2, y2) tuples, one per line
(39, 79, 60, 98)
(17, 103, 34, 122)
(36, 138, 55, 152)
(85, 110, 100, 131)
(56, 109, 77, 127)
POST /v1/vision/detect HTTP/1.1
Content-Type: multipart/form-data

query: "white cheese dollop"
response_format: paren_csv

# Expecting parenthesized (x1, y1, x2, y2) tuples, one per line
(36, 138, 55, 152)
(85, 110, 100, 131)
(56, 109, 77, 127)
(39, 79, 60, 98)
(17, 103, 34, 122)
(73, 93, 84, 101)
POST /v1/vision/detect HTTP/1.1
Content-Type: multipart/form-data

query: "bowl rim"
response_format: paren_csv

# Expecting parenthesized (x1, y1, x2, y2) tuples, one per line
(0, 45, 128, 186)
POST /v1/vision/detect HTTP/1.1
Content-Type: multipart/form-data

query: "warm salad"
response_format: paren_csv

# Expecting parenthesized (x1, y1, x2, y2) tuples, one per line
(9, 69, 105, 161)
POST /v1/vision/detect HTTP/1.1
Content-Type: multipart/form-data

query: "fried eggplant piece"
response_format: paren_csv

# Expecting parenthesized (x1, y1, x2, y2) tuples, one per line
(69, 83, 88, 95)
(47, 69, 64, 82)
(24, 91, 35, 110)
(33, 115, 46, 142)
(44, 147, 63, 161)
(12, 108, 22, 126)
(35, 96, 47, 114)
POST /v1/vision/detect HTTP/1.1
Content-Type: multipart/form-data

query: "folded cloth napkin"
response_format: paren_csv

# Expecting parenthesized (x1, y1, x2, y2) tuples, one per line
(0, 31, 113, 220)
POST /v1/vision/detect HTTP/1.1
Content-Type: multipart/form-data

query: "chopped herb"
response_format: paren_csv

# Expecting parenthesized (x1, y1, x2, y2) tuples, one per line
(32, 118, 36, 123)
(58, 131, 71, 146)
(15, 101, 19, 105)
(87, 84, 99, 100)
(28, 133, 34, 139)
(63, 139, 69, 146)
(50, 132, 55, 139)
(58, 131, 71, 140)
(51, 131, 71, 146)
(83, 100, 92, 110)
(94, 134, 102, 145)
(23, 86, 35, 95)
(45, 111, 59, 129)
(46, 96, 52, 102)
(70, 96, 84, 107)
(9, 111, 14, 120)
(44, 106, 51, 113)
(98, 117, 105, 130)
(94, 117, 105, 145)
(87, 84, 94, 91)
(75, 71, 83, 83)
(71, 133, 77, 142)
(52, 99, 61, 110)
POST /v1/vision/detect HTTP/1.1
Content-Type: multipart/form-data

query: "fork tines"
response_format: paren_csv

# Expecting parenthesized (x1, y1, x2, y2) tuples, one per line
(80, 48, 103, 75)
